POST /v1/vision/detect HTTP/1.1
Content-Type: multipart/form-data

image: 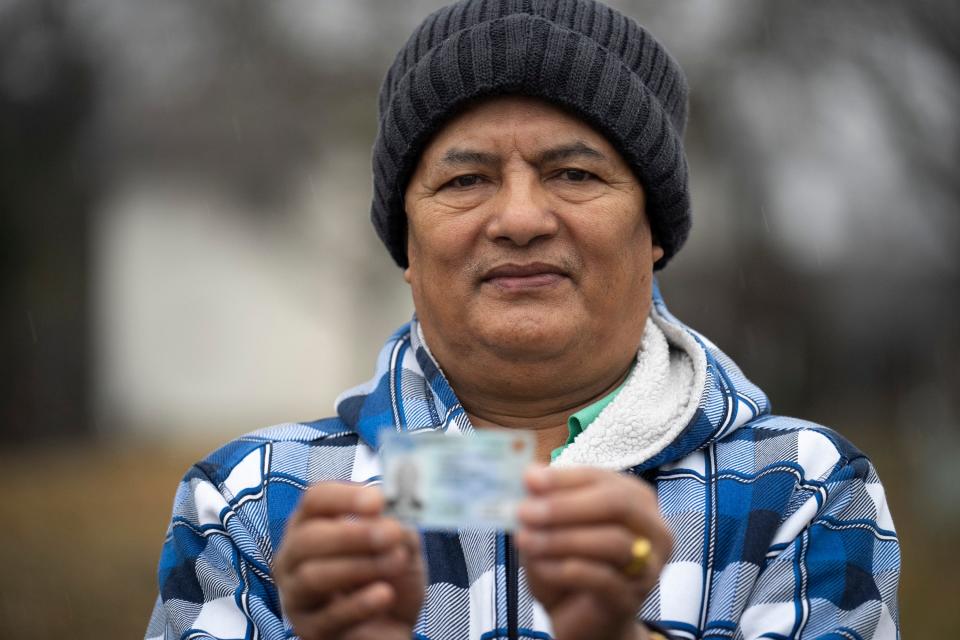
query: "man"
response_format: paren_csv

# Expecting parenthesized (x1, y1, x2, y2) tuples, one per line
(146, 1, 900, 639)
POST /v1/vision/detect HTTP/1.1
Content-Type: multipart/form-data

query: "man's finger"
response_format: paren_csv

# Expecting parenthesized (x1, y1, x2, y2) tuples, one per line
(523, 466, 607, 494)
(290, 581, 395, 640)
(515, 524, 639, 567)
(517, 481, 659, 532)
(289, 482, 384, 524)
(283, 546, 411, 609)
(277, 517, 408, 573)
(523, 557, 638, 613)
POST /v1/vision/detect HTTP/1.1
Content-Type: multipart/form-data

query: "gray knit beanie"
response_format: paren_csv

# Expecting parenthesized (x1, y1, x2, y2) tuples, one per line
(371, 0, 691, 270)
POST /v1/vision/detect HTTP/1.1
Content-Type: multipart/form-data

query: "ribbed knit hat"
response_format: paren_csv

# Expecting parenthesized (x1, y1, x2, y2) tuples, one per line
(371, 0, 691, 270)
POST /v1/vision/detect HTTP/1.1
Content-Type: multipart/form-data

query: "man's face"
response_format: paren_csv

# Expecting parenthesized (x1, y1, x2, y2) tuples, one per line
(404, 95, 664, 367)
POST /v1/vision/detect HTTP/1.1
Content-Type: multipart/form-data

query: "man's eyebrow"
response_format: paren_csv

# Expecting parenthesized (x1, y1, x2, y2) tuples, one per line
(539, 141, 606, 164)
(440, 148, 499, 166)
(437, 141, 607, 167)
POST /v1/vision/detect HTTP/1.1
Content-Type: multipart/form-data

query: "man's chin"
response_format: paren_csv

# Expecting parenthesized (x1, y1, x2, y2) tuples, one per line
(476, 315, 580, 363)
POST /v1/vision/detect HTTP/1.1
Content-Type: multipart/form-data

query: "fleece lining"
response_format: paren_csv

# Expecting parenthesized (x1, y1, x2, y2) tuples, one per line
(551, 308, 706, 470)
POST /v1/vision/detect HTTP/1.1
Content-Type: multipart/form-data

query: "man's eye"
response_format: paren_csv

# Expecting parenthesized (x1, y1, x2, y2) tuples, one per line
(559, 169, 593, 182)
(447, 175, 482, 189)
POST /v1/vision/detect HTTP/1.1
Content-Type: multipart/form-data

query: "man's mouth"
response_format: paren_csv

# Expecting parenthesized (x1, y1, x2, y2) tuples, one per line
(481, 262, 570, 290)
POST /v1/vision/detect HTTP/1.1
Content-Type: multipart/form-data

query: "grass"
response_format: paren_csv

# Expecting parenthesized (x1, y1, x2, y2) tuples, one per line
(0, 442, 205, 639)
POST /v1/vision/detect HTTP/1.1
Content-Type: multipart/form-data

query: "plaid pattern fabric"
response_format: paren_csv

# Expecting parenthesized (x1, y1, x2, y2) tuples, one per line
(146, 288, 900, 639)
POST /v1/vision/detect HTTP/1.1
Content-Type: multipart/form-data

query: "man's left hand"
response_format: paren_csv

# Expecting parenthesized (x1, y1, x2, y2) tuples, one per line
(516, 466, 673, 640)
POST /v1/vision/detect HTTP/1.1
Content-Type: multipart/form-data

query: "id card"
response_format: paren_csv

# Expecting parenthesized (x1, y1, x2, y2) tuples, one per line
(380, 429, 534, 530)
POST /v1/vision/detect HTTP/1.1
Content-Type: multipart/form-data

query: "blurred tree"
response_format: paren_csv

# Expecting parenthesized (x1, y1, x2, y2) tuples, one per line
(0, 1, 97, 441)
(658, 0, 959, 430)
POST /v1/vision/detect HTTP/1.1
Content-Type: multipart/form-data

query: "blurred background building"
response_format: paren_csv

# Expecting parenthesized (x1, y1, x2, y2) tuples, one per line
(1, 0, 957, 637)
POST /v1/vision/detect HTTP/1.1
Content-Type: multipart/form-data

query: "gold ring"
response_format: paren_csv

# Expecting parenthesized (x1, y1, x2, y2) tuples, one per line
(623, 537, 652, 577)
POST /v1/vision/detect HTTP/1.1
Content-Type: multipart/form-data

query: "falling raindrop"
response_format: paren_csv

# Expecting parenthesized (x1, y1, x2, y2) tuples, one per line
(760, 205, 771, 235)
(232, 115, 243, 142)
(26, 310, 38, 344)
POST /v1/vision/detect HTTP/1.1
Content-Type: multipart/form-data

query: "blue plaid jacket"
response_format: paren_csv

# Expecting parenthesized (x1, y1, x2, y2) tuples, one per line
(146, 291, 900, 640)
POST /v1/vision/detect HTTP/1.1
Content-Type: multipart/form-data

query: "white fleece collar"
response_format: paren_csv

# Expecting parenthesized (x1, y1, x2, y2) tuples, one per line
(551, 308, 706, 470)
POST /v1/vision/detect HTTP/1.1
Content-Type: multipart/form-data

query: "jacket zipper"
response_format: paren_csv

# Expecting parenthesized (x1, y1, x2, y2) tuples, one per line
(504, 532, 519, 640)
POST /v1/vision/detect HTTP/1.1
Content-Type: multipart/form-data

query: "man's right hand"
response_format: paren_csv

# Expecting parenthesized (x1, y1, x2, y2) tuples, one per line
(275, 482, 425, 640)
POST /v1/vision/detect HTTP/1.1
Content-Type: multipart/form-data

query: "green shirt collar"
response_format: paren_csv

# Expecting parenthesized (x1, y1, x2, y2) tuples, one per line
(550, 369, 632, 462)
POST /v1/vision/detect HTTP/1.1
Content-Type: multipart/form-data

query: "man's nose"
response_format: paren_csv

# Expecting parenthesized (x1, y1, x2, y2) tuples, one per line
(484, 171, 559, 247)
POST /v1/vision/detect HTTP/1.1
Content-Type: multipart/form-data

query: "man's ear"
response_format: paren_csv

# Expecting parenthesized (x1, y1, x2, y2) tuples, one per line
(652, 244, 665, 264)
(403, 221, 413, 284)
